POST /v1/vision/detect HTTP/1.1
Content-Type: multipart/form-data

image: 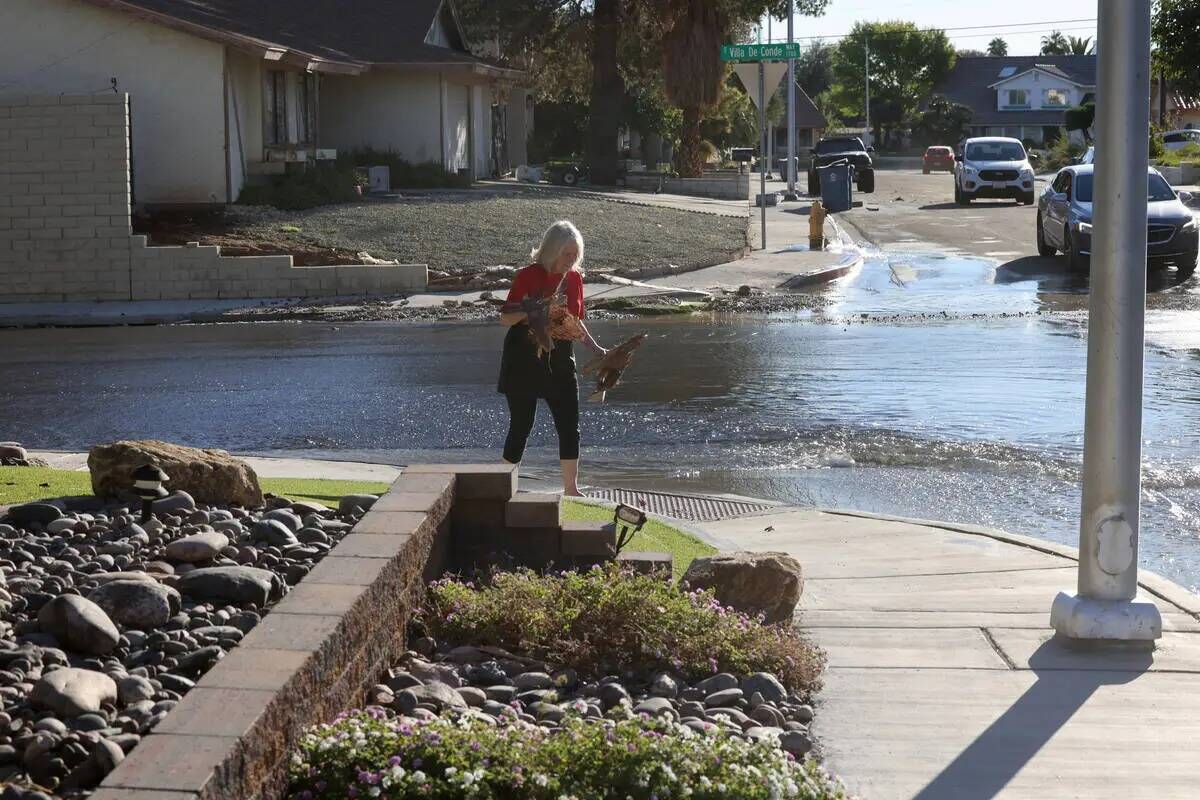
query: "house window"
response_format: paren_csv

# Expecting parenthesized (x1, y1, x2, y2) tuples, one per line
(264, 70, 287, 145)
(297, 74, 317, 145)
(1044, 88, 1069, 107)
(1006, 89, 1028, 107)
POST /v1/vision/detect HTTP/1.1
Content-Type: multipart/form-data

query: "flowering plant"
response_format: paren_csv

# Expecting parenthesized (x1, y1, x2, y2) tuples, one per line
(419, 566, 823, 693)
(289, 710, 847, 799)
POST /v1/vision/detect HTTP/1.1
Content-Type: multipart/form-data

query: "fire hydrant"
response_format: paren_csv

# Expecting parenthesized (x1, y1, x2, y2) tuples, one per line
(809, 200, 826, 250)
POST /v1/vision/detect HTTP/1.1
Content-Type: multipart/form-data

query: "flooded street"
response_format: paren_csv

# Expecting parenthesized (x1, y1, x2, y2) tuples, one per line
(4, 242, 1200, 590)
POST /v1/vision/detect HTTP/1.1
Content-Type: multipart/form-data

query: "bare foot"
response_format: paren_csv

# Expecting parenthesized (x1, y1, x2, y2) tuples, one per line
(563, 487, 584, 497)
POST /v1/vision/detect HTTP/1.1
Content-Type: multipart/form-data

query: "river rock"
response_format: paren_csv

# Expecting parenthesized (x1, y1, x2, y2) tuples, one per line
(262, 509, 302, 532)
(513, 671, 554, 690)
(30, 668, 117, 716)
(780, 729, 813, 757)
(632, 697, 677, 719)
(164, 532, 229, 563)
(704, 688, 744, 707)
(741, 672, 787, 705)
(116, 675, 155, 704)
(409, 683, 467, 711)
(6, 503, 63, 526)
(87, 440, 264, 508)
(37, 596, 119, 655)
(681, 551, 803, 624)
(0, 444, 28, 461)
(251, 519, 297, 547)
(87, 580, 179, 629)
(177, 566, 279, 607)
(338, 494, 379, 514)
(152, 491, 197, 515)
(598, 682, 631, 710)
(695, 673, 739, 694)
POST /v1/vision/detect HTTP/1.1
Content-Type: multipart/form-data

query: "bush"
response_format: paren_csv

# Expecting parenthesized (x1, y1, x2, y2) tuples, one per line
(338, 148, 471, 189)
(237, 165, 359, 210)
(289, 711, 848, 800)
(1158, 142, 1200, 166)
(417, 566, 824, 694)
(1042, 135, 1085, 172)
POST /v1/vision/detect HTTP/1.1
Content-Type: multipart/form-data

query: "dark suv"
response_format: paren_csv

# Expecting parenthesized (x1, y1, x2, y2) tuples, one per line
(808, 136, 875, 195)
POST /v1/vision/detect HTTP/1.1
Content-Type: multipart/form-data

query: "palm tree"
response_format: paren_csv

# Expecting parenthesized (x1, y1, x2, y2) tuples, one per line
(1067, 35, 1095, 55)
(661, 0, 728, 177)
(1040, 30, 1070, 56)
(987, 37, 1008, 57)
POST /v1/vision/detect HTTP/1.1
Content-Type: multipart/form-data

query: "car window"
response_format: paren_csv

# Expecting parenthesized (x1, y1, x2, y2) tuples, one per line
(816, 138, 864, 154)
(1164, 133, 1184, 143)
(1052, 171, 1070, 193)
(1072, 173, 1177, 203)
(965, 141, 1027, 161)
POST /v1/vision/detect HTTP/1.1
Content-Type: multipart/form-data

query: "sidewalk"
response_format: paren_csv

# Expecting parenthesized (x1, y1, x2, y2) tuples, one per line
(697, 507, 1200, 800)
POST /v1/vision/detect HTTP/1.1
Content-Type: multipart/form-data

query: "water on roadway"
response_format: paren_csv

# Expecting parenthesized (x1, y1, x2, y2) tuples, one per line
(3, 250, 1200, 591)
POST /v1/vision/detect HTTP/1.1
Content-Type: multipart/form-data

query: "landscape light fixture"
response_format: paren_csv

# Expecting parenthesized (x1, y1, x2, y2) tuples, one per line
(613, 503, 648, 555)
(131, 463, 169, 522)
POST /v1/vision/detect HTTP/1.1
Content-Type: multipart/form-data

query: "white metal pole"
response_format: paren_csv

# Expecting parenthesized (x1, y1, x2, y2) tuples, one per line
(1050, 0, 1161, 644)
(759, 60, 767, 249)
(786, 0, 796, 198)
(767, 16, 774, 178)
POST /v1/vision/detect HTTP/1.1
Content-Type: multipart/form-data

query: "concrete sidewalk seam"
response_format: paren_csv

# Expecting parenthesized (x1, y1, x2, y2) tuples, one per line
(809, 565, 1070, 580)
(980, 627, 1019, 669)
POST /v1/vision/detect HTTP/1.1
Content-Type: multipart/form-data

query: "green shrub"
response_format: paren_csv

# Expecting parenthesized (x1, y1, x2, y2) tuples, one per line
(1042, 134, 1085, 172)
(338, 148, 471, 189)
(238, 165, 359, 210)
(417, 566, 825, 694)
(1158, 142, 1200, 166)
(289, 711, 848, 800)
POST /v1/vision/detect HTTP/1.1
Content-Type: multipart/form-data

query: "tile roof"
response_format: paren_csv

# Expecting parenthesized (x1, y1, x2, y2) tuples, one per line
(791, 84, 827, 129)
(929, 55, 1097, 126)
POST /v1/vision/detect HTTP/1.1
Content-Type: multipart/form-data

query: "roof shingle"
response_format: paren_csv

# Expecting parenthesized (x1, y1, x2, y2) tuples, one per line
(929, 55, 1097, 126)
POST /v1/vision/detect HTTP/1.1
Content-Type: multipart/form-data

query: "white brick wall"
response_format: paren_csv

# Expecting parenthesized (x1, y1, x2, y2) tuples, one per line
(0, 94, 426, 304)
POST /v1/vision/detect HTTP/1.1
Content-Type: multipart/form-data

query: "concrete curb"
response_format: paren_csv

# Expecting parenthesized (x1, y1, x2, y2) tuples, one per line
(777, 215, 865, 289)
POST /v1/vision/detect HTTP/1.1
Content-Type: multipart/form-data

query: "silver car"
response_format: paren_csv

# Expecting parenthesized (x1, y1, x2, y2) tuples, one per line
(1036, 164, 1198, 277)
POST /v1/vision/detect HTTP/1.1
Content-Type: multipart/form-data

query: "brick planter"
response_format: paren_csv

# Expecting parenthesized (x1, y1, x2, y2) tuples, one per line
(93, 464, 664, 800)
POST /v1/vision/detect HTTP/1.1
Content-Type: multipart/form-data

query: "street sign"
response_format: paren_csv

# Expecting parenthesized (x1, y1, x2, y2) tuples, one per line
(720, 42, 801, 61)
(732, 62, 788, 109)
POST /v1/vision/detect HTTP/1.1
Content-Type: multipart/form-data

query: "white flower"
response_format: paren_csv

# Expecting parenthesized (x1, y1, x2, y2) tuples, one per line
(412, 770, 427, 782)
(534, 774, 550, 787)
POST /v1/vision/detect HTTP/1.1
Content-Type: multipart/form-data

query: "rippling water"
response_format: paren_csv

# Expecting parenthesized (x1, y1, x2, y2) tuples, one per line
(2, 250, 1199, 591)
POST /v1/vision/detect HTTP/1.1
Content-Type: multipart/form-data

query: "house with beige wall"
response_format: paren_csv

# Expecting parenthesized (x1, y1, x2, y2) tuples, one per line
(0, 0, 525, 208)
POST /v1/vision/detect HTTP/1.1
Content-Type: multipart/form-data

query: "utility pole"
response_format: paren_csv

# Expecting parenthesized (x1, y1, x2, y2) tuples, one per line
(864, 35, 871, 146)
(766, 16, 773, 178)
(785, 0, 797, 200)
(759, 60, 766, 249)
(1050, 0, 1161, 646)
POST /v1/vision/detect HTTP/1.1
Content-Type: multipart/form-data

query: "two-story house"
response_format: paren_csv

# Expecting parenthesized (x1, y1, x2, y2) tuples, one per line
(925, 55, 1097, 146)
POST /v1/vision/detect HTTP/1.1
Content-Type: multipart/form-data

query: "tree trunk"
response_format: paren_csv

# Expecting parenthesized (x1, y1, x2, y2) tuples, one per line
(679, 105, 704, 178)
(584, 0, 622, 186)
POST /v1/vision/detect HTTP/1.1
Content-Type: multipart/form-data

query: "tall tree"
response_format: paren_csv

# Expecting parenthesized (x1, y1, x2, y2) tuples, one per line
(1153, 0, 1200, 99)
(913, 94, 972, 146)
(796, 40, 835, 99)
(1040, 30, 1070, 55)
(1067, 35, 1094, 55)
(584, 0, 624, 184)
(830, 21, 957, 143)
(987, 37, 1008, 57)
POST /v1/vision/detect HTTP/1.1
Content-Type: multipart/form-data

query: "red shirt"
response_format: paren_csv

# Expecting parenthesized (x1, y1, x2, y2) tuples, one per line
(506, 265, 584, 318)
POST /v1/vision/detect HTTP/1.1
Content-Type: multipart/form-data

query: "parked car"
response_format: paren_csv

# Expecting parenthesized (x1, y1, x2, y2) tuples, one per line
(808, 136, 875, 196)
(1036, 164, 1198, 276)
(1078, 146, 1095, 165)
(922, 146, 954, 174)
(1163, 129, 1200, 151)
(953, 137, 1036, 205)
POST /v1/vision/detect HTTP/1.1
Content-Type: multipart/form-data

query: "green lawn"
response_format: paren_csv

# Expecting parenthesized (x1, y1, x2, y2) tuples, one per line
(0, 468, 715, 572)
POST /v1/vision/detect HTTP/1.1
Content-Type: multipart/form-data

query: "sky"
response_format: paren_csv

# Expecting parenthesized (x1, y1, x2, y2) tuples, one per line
(765, 0, 1099, 56)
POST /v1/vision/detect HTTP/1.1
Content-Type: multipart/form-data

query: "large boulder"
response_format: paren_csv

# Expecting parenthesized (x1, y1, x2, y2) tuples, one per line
(30, 668, 117, 716)
(37, 595, 120, 655)
(87, 440, 264, 508)
(680, 551, 803, 624)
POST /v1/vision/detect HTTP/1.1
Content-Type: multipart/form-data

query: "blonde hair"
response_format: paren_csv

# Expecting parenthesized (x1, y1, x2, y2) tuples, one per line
(531, 220, 584, 273)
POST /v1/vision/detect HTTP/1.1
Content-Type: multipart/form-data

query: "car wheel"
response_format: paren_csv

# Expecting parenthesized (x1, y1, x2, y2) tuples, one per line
(1179, 252, 1198, 280)
(1065, 229, 1088, 273)
(956, 184, 971, 206)
(857, 168, 875, 194)
(562, 168, 579, 186)
(1020, 191, 1035, 205)
(807, 171, 819, 196)
(1036, 214, 1056, 257)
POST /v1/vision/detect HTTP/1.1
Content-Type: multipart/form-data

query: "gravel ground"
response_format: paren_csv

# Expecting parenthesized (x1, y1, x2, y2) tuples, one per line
(227, 188, 749, 274)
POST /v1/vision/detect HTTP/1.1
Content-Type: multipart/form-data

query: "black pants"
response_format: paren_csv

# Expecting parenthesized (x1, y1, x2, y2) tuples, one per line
(503, 391, 580, 462)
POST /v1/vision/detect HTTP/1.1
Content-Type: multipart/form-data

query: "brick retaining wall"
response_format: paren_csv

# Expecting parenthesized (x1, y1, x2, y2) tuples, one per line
(0, 94, 425, 303)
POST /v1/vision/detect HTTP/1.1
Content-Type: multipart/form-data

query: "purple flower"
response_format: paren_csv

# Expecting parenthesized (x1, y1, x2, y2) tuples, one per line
(347, 788, 358, 799)
(388, 756, 402, 767)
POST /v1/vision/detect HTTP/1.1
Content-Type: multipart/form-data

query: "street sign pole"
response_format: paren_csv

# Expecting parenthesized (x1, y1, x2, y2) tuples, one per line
(1050, 0, 1161, 645)
(864, 37, 870, 145)
(785, 0, 796, 199)
(759, 61, 766, 249)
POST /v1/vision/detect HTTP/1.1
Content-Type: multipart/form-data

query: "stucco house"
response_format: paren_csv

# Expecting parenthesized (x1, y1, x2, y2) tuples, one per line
(926, 55, 1097, 145)
(0, 0, 526, 207)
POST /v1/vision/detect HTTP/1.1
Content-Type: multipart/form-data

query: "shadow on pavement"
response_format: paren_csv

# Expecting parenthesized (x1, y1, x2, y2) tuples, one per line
(994, 256, 1195, 295)
(917, 201, 1027, 211)
(912, 638, 1153, 800)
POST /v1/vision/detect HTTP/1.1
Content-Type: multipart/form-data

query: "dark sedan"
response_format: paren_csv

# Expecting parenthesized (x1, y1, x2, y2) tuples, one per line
(1036, 165, 1198, 277)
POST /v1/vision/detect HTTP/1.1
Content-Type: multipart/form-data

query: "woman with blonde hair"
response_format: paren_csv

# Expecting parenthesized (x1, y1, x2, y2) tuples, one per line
(498, 220, 607, 495)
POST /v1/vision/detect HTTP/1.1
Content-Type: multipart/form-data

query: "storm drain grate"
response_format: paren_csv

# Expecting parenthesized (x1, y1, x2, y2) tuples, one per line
(583, 488, 776, 522)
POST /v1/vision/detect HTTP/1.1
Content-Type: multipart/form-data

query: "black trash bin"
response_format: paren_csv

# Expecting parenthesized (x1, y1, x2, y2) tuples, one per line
(817, 161, 854, 213)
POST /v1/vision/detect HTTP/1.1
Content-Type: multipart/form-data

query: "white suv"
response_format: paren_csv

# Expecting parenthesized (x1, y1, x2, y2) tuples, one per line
(954, 136, 1036, 205)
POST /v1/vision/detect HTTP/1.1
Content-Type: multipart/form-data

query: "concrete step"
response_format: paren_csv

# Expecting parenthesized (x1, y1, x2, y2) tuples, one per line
(505, 493, 561, 528)
(560, 520, 617, 557)
(402, 463, 517, 500)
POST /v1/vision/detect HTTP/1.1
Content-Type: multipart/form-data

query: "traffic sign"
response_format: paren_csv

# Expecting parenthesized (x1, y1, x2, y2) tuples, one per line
(720, 42, 800, 61)
(732, 62, 789, 109)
